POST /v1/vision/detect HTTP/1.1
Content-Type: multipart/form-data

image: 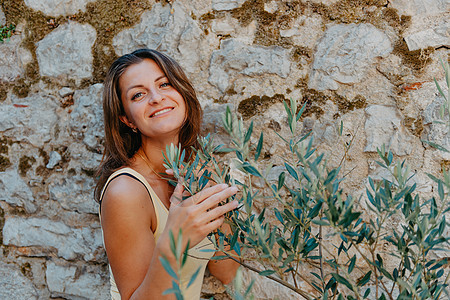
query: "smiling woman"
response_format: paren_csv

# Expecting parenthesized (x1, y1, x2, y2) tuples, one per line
(94, 49, 240, 300)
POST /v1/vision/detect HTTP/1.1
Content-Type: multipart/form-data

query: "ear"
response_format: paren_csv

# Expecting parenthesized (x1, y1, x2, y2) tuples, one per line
(119, 115, 134, 129)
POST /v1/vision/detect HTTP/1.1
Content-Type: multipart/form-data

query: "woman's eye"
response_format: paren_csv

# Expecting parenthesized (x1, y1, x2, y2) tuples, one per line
(160, 82, 171, 88)
(131, 92, 143, 100)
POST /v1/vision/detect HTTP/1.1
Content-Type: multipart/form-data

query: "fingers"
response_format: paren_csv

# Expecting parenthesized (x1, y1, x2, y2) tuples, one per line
(188, 183, 235, 205)
(170, 181, 185, 205)
(198, 185, 238, 210)
(202, 200, 239, 223)
(202, 216, 226, 233)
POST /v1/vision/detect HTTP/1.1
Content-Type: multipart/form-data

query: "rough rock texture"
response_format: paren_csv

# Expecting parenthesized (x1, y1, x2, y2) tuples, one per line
(46, 261, 109, 299)
(0, 94, 58, 147)
(209, 38, 291, 92)
(212, 0, 246, 11)
(36, 21, 96, 81)
(364, 105, 415, 156)
(0, 33, 33, 82)
(388, 0, 449, 17)
(423, 95, 450, 160)
(49, 174, 99, 214)
(0, 169, 36, 213)
(3, 217, 104, 261)
(24, 0, 96, 17)
(405, 19, 449, 51)
(70, 83, 104, 152)
(309, 23, 392, 91)
(0, 262, 38, 300)
(0, 0, 448, 298)
(0, 6, 5, 25)
(113, 2, 203, 74)
(280, 15, 323, 48)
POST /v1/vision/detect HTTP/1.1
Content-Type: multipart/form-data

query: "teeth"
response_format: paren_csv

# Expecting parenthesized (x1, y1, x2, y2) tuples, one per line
(152, 108, 172, 117)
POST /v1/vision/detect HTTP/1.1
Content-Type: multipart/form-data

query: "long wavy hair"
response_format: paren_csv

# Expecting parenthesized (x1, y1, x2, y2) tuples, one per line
(94, 49, 203, 202)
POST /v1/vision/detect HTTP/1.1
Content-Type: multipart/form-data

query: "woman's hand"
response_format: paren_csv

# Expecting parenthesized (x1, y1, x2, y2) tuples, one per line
(159, 181, 239, 252)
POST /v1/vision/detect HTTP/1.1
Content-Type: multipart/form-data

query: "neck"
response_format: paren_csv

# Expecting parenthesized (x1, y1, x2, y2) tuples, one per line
(139, 136, 180, 174)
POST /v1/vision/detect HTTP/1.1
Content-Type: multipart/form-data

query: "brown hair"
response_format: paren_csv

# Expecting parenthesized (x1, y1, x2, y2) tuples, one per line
(94, 49, 203, 201)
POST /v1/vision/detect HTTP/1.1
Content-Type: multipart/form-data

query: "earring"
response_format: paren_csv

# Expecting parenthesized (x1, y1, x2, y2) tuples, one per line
(132, 127, 137, 133)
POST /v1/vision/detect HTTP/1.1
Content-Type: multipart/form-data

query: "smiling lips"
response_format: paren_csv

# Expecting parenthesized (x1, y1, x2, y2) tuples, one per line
(150, 107, 173, 118)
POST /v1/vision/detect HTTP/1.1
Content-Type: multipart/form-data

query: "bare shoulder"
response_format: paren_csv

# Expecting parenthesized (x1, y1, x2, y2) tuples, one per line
(100, 174, 159, 298)
(101, 174, 154, 229)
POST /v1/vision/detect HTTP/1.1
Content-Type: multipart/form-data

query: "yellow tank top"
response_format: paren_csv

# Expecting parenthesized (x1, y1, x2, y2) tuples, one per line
(99, 167, 215, 300)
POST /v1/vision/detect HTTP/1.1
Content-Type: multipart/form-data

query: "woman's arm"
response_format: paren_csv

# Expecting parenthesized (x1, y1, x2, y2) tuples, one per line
(101, 175, 177, 300)
(101, 176, 239, 299)
(207, 223, 240, 285)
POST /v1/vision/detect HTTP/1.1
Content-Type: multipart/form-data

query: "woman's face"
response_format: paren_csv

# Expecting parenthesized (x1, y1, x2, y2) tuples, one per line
(118, 58, 186, 142)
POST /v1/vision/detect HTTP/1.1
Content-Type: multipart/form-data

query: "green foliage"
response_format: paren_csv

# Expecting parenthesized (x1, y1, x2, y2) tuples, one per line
(163, 68, 450, 299)
(159, 230, 200, 300)
(0, 24, 15, 42)
(433, 58, 450, 129)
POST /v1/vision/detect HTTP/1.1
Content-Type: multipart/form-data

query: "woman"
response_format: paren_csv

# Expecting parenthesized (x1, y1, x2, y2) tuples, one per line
(95, 48, 239, 300)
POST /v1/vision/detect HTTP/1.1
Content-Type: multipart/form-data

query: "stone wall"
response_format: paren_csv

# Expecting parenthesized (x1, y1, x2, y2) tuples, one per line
(0, 0, 448, 299)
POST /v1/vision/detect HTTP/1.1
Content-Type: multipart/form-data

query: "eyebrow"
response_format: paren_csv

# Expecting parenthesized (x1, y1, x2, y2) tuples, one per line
(125, 75, 168, 94)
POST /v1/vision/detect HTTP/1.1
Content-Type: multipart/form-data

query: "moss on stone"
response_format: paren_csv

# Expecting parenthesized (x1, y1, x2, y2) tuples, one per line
(227, 0, 411, 55)
(35, 165, 50, 177)
(404, 116, 424, 137)
(393, 39, 434, 72)
(268, 119, 281, 132)
(0, 138, 9, 154)
(38, 148, 49, 165)
(0, 206, 4, 244)
(299, 88, 328, 118)
(441, 160, 450, 172)
(0, 138, 11, 172)
(76, 0, 152, 84)
(0, 83, 9, 102)
(0, 156, 11, 172)
(335, 94, 367, 114)
(81, 168, 96, 177)
(20, 262, 32, 278)
(0, 0, 152, 95)
(231, 0, 292, 47)
(19, 155, 36, 177)
(199, 11, 221, 34)
(1, 0, 61, 97)
(291, 46, 313, 64)
(238, 94, 287, 119)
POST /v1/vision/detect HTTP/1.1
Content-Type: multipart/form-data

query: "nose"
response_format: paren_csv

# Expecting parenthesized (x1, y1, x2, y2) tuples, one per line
(148, 88, 164, 104)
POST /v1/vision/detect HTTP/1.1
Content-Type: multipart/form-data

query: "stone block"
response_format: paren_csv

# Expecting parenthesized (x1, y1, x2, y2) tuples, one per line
(113, 2, 203, 74)
(280, 15, 323, 48)
(0, 33, 33, 82)
(423, 94, 450, 160)
(46, 151, 62, 169)
(208, 39, 290, 92)
(388, 0, 448, 17)
(0, 262, 38, 300)
(48, 174, 99, 214)
(405, 20, 449, 51)
(308, 23, 392, 91)
(36, 21, 96, 82)
(0, 93, 58, 147)
(3, 217, 104, 261)
(364, 105, 414, 156)
(212, 0, 246, 11)
(24, 0, 96, 17)
(0, 6, 5, 26)
(70, 83, 104, 152)
(46, 261, 109, 299)
(0, 169, 36, 213)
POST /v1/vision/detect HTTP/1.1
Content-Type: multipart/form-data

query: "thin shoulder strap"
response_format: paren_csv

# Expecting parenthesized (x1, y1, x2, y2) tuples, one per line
(99, 167, 168, 216)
